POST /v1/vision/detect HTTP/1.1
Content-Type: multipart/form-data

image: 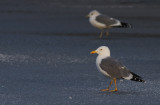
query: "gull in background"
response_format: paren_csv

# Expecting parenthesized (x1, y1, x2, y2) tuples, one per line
(87, 10, 132, 38)
(90, 46, 145, 92)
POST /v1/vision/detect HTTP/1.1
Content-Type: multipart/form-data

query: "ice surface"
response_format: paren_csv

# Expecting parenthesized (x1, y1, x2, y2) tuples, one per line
(0, 0, 160, 105)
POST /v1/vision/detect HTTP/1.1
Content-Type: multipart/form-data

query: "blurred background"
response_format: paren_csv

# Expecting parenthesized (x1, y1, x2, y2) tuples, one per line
(0, 0, 160, 35)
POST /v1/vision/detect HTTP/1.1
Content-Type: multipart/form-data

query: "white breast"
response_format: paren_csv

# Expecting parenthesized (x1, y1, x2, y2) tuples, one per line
(89, 16, 106, 29)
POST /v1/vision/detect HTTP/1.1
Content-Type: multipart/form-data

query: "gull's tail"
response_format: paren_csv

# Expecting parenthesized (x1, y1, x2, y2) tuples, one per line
(115, 22, 132, 28)
(130, 72, 145, 83)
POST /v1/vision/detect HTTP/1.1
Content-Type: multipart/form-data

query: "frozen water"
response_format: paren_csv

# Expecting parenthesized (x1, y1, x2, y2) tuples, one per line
(0, 0, 160, 105)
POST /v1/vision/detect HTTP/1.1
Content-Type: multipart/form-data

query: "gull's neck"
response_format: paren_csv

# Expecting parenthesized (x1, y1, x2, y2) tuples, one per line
(92, 14, 100, 18)
(96, 54, 110, 65)
(90, 15, 97, 20)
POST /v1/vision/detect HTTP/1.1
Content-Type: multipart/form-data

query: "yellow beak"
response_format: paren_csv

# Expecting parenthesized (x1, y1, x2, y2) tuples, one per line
(90, 50, 97, 54)
(86, 15, 89, 18)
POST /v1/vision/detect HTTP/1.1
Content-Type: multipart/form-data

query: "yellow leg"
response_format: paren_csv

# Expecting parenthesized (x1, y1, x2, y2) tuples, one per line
(101, 80, 113, 91)
(110, 78, 118, 92)
(106, 29, 109, 37)
(99, 30, 103, 38)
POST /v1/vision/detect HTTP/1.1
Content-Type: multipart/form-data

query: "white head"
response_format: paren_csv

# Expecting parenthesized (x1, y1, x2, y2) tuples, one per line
(90, 46, 110, 58)
(87, 10, 101, 18)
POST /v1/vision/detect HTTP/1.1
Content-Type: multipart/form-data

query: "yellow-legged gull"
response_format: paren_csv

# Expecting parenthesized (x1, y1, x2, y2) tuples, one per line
(87, 10, 131, 38)
(90, 46, 145, 92)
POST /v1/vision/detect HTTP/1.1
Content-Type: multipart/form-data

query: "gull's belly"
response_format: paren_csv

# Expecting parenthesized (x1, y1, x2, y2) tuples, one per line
(89, 17, 106, 29)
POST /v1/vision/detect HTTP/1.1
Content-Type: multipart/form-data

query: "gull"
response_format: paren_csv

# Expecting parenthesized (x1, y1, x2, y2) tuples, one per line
(90, 46, 145, 92)
(87, 10, 132, 38)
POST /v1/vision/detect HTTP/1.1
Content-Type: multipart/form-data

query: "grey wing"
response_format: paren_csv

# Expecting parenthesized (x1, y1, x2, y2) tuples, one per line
(96, 15, 119, 26)
(100, 57, 131, 78)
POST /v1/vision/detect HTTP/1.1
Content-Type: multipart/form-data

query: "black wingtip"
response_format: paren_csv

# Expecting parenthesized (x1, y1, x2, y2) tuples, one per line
(113, 22, 132, 28)
(121, 22, 132, 28)
(130, 72, 145, 83)
(130, 77, 145, 83)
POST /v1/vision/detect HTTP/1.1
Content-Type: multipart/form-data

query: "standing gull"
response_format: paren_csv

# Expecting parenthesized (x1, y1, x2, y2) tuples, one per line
(87, 10, 132, 38)
(90, 46, 145, 92)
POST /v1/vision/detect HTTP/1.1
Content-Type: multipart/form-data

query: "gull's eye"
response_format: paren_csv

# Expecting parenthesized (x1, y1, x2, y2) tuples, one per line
(100, 49, 102, 51)
(91, 13, 93, 15)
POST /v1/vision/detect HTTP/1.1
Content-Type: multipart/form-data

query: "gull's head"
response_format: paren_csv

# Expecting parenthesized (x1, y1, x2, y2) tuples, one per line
(90, 46, 110, 57)
(86, 10, 101, 18)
